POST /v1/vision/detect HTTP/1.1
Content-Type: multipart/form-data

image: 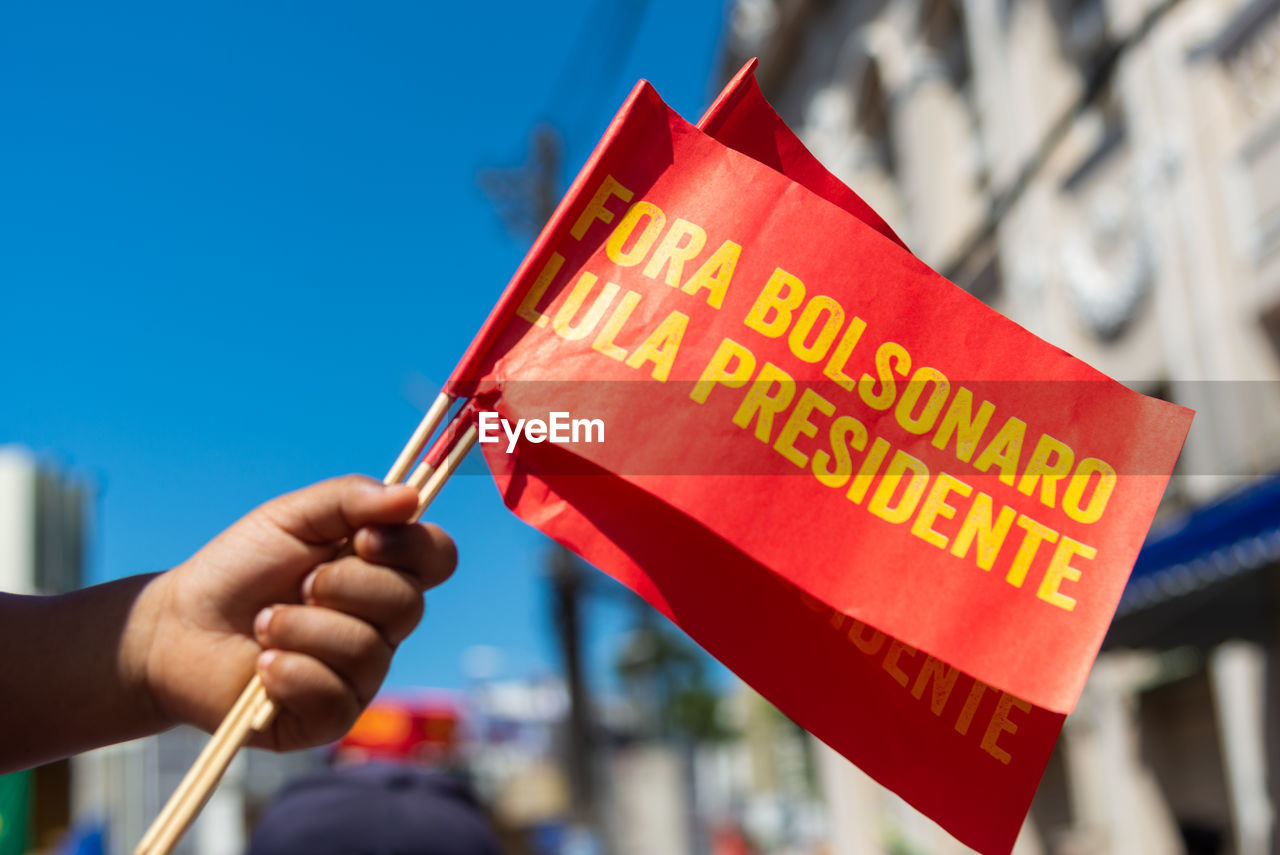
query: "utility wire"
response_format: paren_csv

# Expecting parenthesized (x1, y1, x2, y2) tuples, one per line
(479, 0, 650, 240)
(540, 0, 649, 142)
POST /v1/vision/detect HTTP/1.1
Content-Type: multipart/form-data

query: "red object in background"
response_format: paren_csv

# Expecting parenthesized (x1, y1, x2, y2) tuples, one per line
(445, 67, 1191, 853)
(710, 824, 754, 855)
(339, 698, 461, 765)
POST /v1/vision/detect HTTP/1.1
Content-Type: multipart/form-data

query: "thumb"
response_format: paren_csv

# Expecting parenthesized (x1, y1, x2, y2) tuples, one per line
(260, 475, 420, 545)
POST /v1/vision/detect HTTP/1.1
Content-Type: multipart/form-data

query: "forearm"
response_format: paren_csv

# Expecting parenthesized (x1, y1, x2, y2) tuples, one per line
(0, 574, 171, 772)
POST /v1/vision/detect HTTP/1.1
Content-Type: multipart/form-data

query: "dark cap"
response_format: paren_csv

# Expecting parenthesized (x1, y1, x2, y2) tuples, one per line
(246, 764, 503, 855)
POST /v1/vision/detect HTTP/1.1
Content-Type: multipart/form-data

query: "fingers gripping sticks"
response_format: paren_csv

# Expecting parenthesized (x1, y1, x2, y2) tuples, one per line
(137, 398, 476, 855)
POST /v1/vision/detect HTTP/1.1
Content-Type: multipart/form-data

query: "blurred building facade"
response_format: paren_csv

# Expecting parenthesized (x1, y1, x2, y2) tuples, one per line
(721, 0, 1280, 852)
(0, 448, 89, 854)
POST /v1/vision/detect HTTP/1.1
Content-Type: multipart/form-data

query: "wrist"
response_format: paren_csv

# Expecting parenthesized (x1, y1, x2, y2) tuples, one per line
(118, 571, 178, 734)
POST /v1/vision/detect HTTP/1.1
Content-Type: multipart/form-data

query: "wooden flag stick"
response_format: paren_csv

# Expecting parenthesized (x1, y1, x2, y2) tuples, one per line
(405, 405, 478, 495)
(415, 423, 478, 515)
(386, 392, 456, 484)
(133, 675, 273, 855)
(135, 398, 472, 855)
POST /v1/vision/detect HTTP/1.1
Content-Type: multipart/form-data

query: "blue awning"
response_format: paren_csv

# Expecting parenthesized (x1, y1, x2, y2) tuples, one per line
(1119, 475, 1280, 615)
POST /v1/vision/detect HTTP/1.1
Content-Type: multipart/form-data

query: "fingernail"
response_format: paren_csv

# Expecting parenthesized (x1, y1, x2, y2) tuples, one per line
(254, 606, 276, 642)
(366, 481, 409, 499)
(258, 650, 277, 673)
(301, 572, 317, 603)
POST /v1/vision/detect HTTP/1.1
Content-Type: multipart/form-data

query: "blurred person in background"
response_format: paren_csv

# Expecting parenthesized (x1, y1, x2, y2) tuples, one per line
(246, 762, 504, 855)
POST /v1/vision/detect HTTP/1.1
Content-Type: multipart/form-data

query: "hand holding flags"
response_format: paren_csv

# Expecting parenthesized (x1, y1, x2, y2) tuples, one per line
(143, 61, 1192, 855)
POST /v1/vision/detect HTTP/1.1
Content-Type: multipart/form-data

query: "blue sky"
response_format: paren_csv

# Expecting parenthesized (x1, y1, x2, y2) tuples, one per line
(0, 1, 729, 691)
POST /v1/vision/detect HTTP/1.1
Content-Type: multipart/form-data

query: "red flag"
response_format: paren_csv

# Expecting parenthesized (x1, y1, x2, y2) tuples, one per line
(697, 59, 905, 249)
(446, 77, 1190, 853)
